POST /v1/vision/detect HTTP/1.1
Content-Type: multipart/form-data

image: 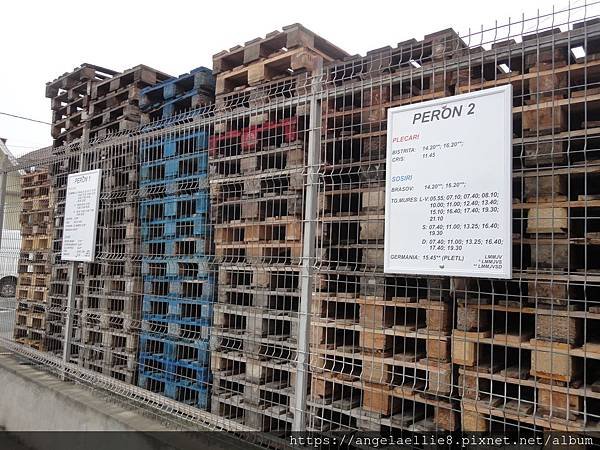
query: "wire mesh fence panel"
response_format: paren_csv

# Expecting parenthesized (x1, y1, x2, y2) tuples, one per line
(1, 4, 600, 448)
(308, 0, 600, 439)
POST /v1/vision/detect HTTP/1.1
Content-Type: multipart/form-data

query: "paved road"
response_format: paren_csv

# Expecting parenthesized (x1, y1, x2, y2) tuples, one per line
(0, 296, 16, 339)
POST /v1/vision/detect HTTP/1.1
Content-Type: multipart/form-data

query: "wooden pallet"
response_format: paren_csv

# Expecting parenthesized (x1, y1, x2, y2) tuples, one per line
(211, 195, 304, 224)
(461, 397, 588, 432)
(90, 65, 171, 101)
(213, 23, 347, 99)
(218, 264, 300, 289)
(47, 64, 118, 147)
(218, 284, 299, 310)
(214, 220, 302, 245)
(213, 24, 347, 74)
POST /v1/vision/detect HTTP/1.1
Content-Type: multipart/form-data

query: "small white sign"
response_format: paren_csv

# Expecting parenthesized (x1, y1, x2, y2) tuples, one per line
(384, 85, 512, 279)
(61, 169, 102, 262)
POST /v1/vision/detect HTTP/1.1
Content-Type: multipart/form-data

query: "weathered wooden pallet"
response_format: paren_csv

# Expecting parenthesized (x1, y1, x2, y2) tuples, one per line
(90, 65, 171, 100)
(213, 23, 348, 75)
(209, 117, 300, 156)
(217, 285, 300, 310)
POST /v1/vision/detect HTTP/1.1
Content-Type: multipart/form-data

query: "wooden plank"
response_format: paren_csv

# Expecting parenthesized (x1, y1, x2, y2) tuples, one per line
(452, 330, 489, 366)
(456, 304, 490, 332)
(536, 314, 582, 345)
(538, 385, 582, 420)
(362, 383, 400, 416)
(530, 339, 580, 383)
(424, 360, 453, 396)
(523, 173, 567, 201)
(426, 338, 451, 362)
(526, 207, 568, 234)
(421, 300, 451, 332)
(434, 405, 459, 431)
(461, 409, 489, 432)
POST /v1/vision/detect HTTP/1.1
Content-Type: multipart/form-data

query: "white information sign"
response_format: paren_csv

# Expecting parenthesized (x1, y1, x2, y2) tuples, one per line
(384, 85, 512, 279)
(61, 169, 102, 262)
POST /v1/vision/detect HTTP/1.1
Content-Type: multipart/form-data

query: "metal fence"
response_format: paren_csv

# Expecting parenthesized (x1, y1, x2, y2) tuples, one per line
(2, 1, 600, 446)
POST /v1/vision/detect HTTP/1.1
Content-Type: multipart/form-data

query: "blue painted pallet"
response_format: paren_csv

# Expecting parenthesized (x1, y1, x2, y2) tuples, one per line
(141, 258, 211, 278)
(154, 91, 213, 118)
(143, 295, 214, 322)
(142, 271, 213, 282)
(139, 107, 212, 132)
(174, 360, 212, 385)
(140, 194, 208, 223)
(139, 175, 209, 198)
(138, 354, 177, 382)
(140, 153, 208, 185)
(140, 162, 208, 187)
(138, 372, 177, 398)
(142, 237, 209, 259)
(142, 311, 212, 329)
(139, 333, 211, 366)
(138, 367, 211, 409)
(139, 360, 211, 384)
(138, 359, 211, 409)
(142, 302, 214, 320)
(142, 91, 213, 125)
(140, 67, 215, 109)
(140, 130, 208, 160)
(139, 355, 210, 378)
(138, 377, 211, 410)
(141, 215, 208, 240)
(142, 277, 215, 302)
(139, 334, 178, 360)
(174, 382, 210, 409)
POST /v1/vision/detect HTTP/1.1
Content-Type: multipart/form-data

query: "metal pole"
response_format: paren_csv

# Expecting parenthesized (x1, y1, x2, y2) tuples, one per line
(293, 66, 322, 431)
(0, 168, 7, 248)
(0, 162, 7, 320)
(62, 151, 85, 376)
(62, 259, 78, 373)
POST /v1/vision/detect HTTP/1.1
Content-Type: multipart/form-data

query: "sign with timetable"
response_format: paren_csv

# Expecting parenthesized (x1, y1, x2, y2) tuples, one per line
(61, 169, 102, 262)
(384, 85, 512, 279)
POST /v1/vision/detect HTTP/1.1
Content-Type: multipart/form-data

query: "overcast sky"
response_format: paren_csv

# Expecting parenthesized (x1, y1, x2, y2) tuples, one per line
(0, 0, 594, 157)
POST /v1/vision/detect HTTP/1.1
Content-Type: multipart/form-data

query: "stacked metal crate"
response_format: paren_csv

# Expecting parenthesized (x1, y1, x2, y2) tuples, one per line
(45, 65, 118, 355)
(137, 67, 216, 408)
(310, 29, 463, 434)
(14, 168, 52, 350)
(208, 24, 347, 431)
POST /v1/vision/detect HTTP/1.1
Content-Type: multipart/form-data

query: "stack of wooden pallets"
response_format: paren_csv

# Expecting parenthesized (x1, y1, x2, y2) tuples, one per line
(77, 65, 172, 382)
(85, 65, 171, 140)
(208, 24, 347, 432)
(46, 64, 117, 148)
(46, 65, 172, 383)
(451, 23, 600, 433)
(45, 65, 116, 355)
(310, 29, 465, 434)
(36, 16, 600, 436)
(212, 23, 346, 110)
(313, 20, 600, 434)
(14, 169, 52, 351)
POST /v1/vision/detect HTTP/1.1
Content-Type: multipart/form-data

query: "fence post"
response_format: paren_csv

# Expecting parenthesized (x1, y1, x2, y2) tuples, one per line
(0, 164, 7, 248)
(293, 67, 323, 431)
